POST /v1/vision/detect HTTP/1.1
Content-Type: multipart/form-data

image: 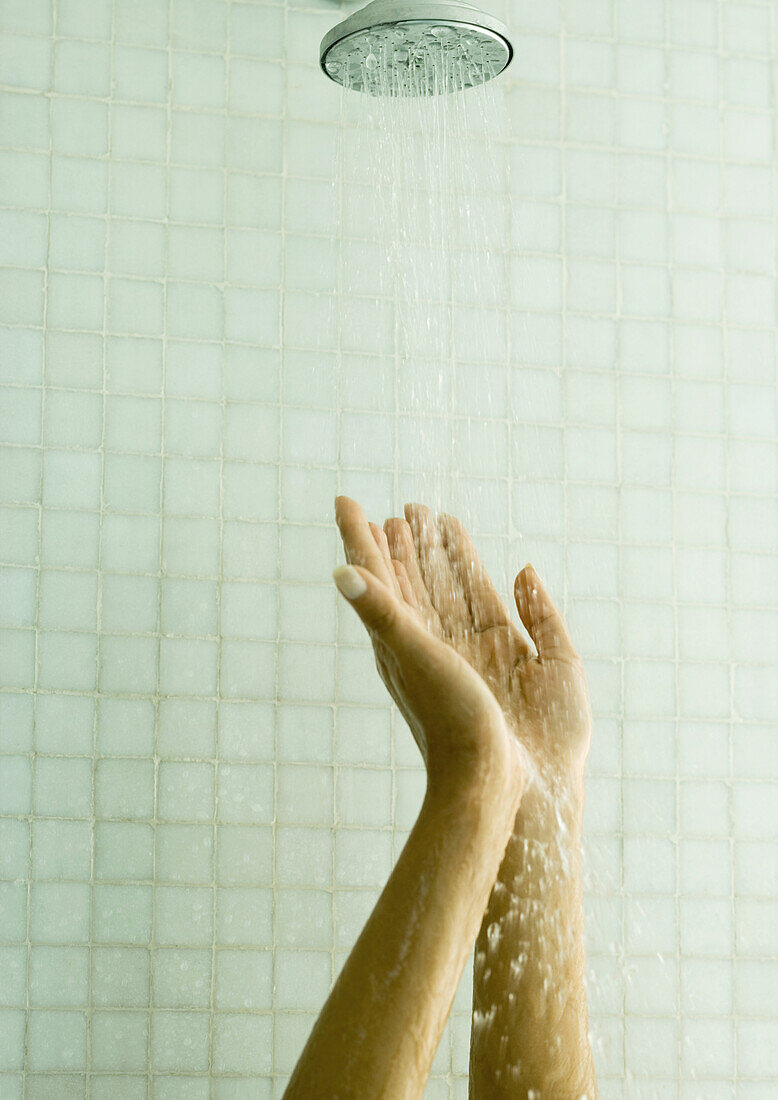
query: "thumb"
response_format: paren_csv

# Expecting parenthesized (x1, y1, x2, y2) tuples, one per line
(333, 564, 406, 643)
(514, 563, 575, 660)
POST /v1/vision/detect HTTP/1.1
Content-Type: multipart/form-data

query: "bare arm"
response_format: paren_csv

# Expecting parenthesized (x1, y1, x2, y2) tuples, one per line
(284, 767, 522, 1100)
(284, 496, 526, 1099)
(470, 774, 597, 1099)
(291, 498, 597, 1098)
(468, 567, 597, 1099)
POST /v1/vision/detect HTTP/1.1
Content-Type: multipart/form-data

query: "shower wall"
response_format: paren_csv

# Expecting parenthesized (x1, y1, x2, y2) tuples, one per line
(1, 0, 777, 1096)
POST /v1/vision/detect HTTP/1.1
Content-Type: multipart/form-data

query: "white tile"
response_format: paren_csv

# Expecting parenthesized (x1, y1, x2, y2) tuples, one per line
(624, 778, 676, 835)
(213, 949, 272, 1013)
(584, 777, 621, 834)
(680, 780, 730, 837)
(729, 440, 777, 495)
(276, 764, 332, 825)
(737, 1021, 778, 1078)
(625, 1016, 679, 1078)
(736, 958, 778, 1017)
(733, 727, 778, 782)
(567, 91, 615, 147)
(625, 955, 678, 1016)
(678, 606, 728, 662)
(737, 837, 778, 897)
(335, 828, 392, 888)
(723, 2, 771, 53)
(683, 1017, 735, 1078)
(681, 897, 733, 955)
(737, 900, 778, 956)
(172, 51, 225, 111)
(679, 838, 731, 896)
(733, 782, 778, 839)
(683, 956, 732, 1017)
(623, 720, 675, 777)
(674, 379, 725, 434)
(220, 640, 276, 699)
(33, 694, 93, 756)
(724, 164, 774, 218)
(336, 768, 392, 828)
(624, 895, 677, 956)
(619, 43, 665, 97)
(624, 836, 676, 893)
(678, 662, 731, 719)
(100, 573, 159, 634)
(674, 493, 726, 547)
(676, 548, 727, 604)
(619, 96, 666, 152)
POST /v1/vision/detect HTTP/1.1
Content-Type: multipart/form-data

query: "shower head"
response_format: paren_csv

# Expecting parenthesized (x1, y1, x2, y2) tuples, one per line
(320, 0, 513, 96)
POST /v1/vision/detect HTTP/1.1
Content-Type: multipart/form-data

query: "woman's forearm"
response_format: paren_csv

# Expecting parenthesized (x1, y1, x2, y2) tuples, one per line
(284, 755, 522, 1100)
(469, 774, 597, 1100)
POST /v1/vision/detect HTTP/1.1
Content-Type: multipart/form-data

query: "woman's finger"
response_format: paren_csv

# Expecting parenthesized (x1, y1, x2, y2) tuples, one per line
(332, 563, 428, 657)
(384, 516, 443, 635)
(335, 495, 396, 592)
(404, 502, 471, 637)
(369, 521, 403, 600)
(439, 513, 532, 655)
(514, 564, 576, 661)
(392, 558, 419, 611)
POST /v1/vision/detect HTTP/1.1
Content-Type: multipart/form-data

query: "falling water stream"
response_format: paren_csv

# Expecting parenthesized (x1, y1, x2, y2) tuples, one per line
(337, 38, 515, 584)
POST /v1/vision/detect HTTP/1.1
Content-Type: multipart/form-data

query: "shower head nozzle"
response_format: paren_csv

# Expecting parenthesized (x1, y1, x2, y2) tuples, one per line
(320, 0, 513, 97)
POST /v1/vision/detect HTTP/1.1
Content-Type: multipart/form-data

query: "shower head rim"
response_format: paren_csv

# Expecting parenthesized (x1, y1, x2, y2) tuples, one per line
(321, 20, 511, 72)
(320, 0, 513, 94)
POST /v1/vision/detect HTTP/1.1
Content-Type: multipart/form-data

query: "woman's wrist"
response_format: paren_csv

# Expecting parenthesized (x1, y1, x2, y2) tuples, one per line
(508, 747, 586, 835)
(423, 712, 525, 814)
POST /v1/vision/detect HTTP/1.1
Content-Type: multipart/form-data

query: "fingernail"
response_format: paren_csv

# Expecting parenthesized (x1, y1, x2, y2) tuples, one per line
(333, 565, 367, 600)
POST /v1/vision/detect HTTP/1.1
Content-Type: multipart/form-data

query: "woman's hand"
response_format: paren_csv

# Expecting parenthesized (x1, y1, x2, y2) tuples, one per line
(333, 497, 598, 1099)
(335, 496, 591, 794)
(334, 496, 524, 803)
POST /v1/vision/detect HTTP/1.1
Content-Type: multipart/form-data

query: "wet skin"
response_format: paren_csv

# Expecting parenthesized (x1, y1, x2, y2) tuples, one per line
(283, 496, 597, 1100)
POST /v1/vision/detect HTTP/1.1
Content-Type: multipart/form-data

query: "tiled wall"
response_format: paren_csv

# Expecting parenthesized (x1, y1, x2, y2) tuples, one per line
(1, 0, 777, 1095)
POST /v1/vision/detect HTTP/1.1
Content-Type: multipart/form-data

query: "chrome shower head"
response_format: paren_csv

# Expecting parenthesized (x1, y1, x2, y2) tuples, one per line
(320, 0, 513, 96)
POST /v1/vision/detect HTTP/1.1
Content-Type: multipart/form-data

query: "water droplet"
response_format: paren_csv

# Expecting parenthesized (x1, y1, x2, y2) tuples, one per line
(326, 60, 340, 75)
(365, 52, 379, 71)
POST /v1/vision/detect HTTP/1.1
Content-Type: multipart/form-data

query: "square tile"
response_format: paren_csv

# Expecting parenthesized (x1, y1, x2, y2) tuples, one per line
(28, 946, 88, 1007)
(153, 948, 211, 1009)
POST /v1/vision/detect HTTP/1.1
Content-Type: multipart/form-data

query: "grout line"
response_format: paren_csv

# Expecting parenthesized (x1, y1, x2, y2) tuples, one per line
(718, 0, 737, 1088)
(206, 0, 233, 1086)
(270, 0, 290, 1090)
(666, 0, 684, 1083)
(4, 249, 778, 290)
(612, 0, 628, 1084)
(144, 0, 174, 1092)
(84, 0, 116, 1090)
(4, 413, 778, 447)
(20, 0, 58, 1091)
